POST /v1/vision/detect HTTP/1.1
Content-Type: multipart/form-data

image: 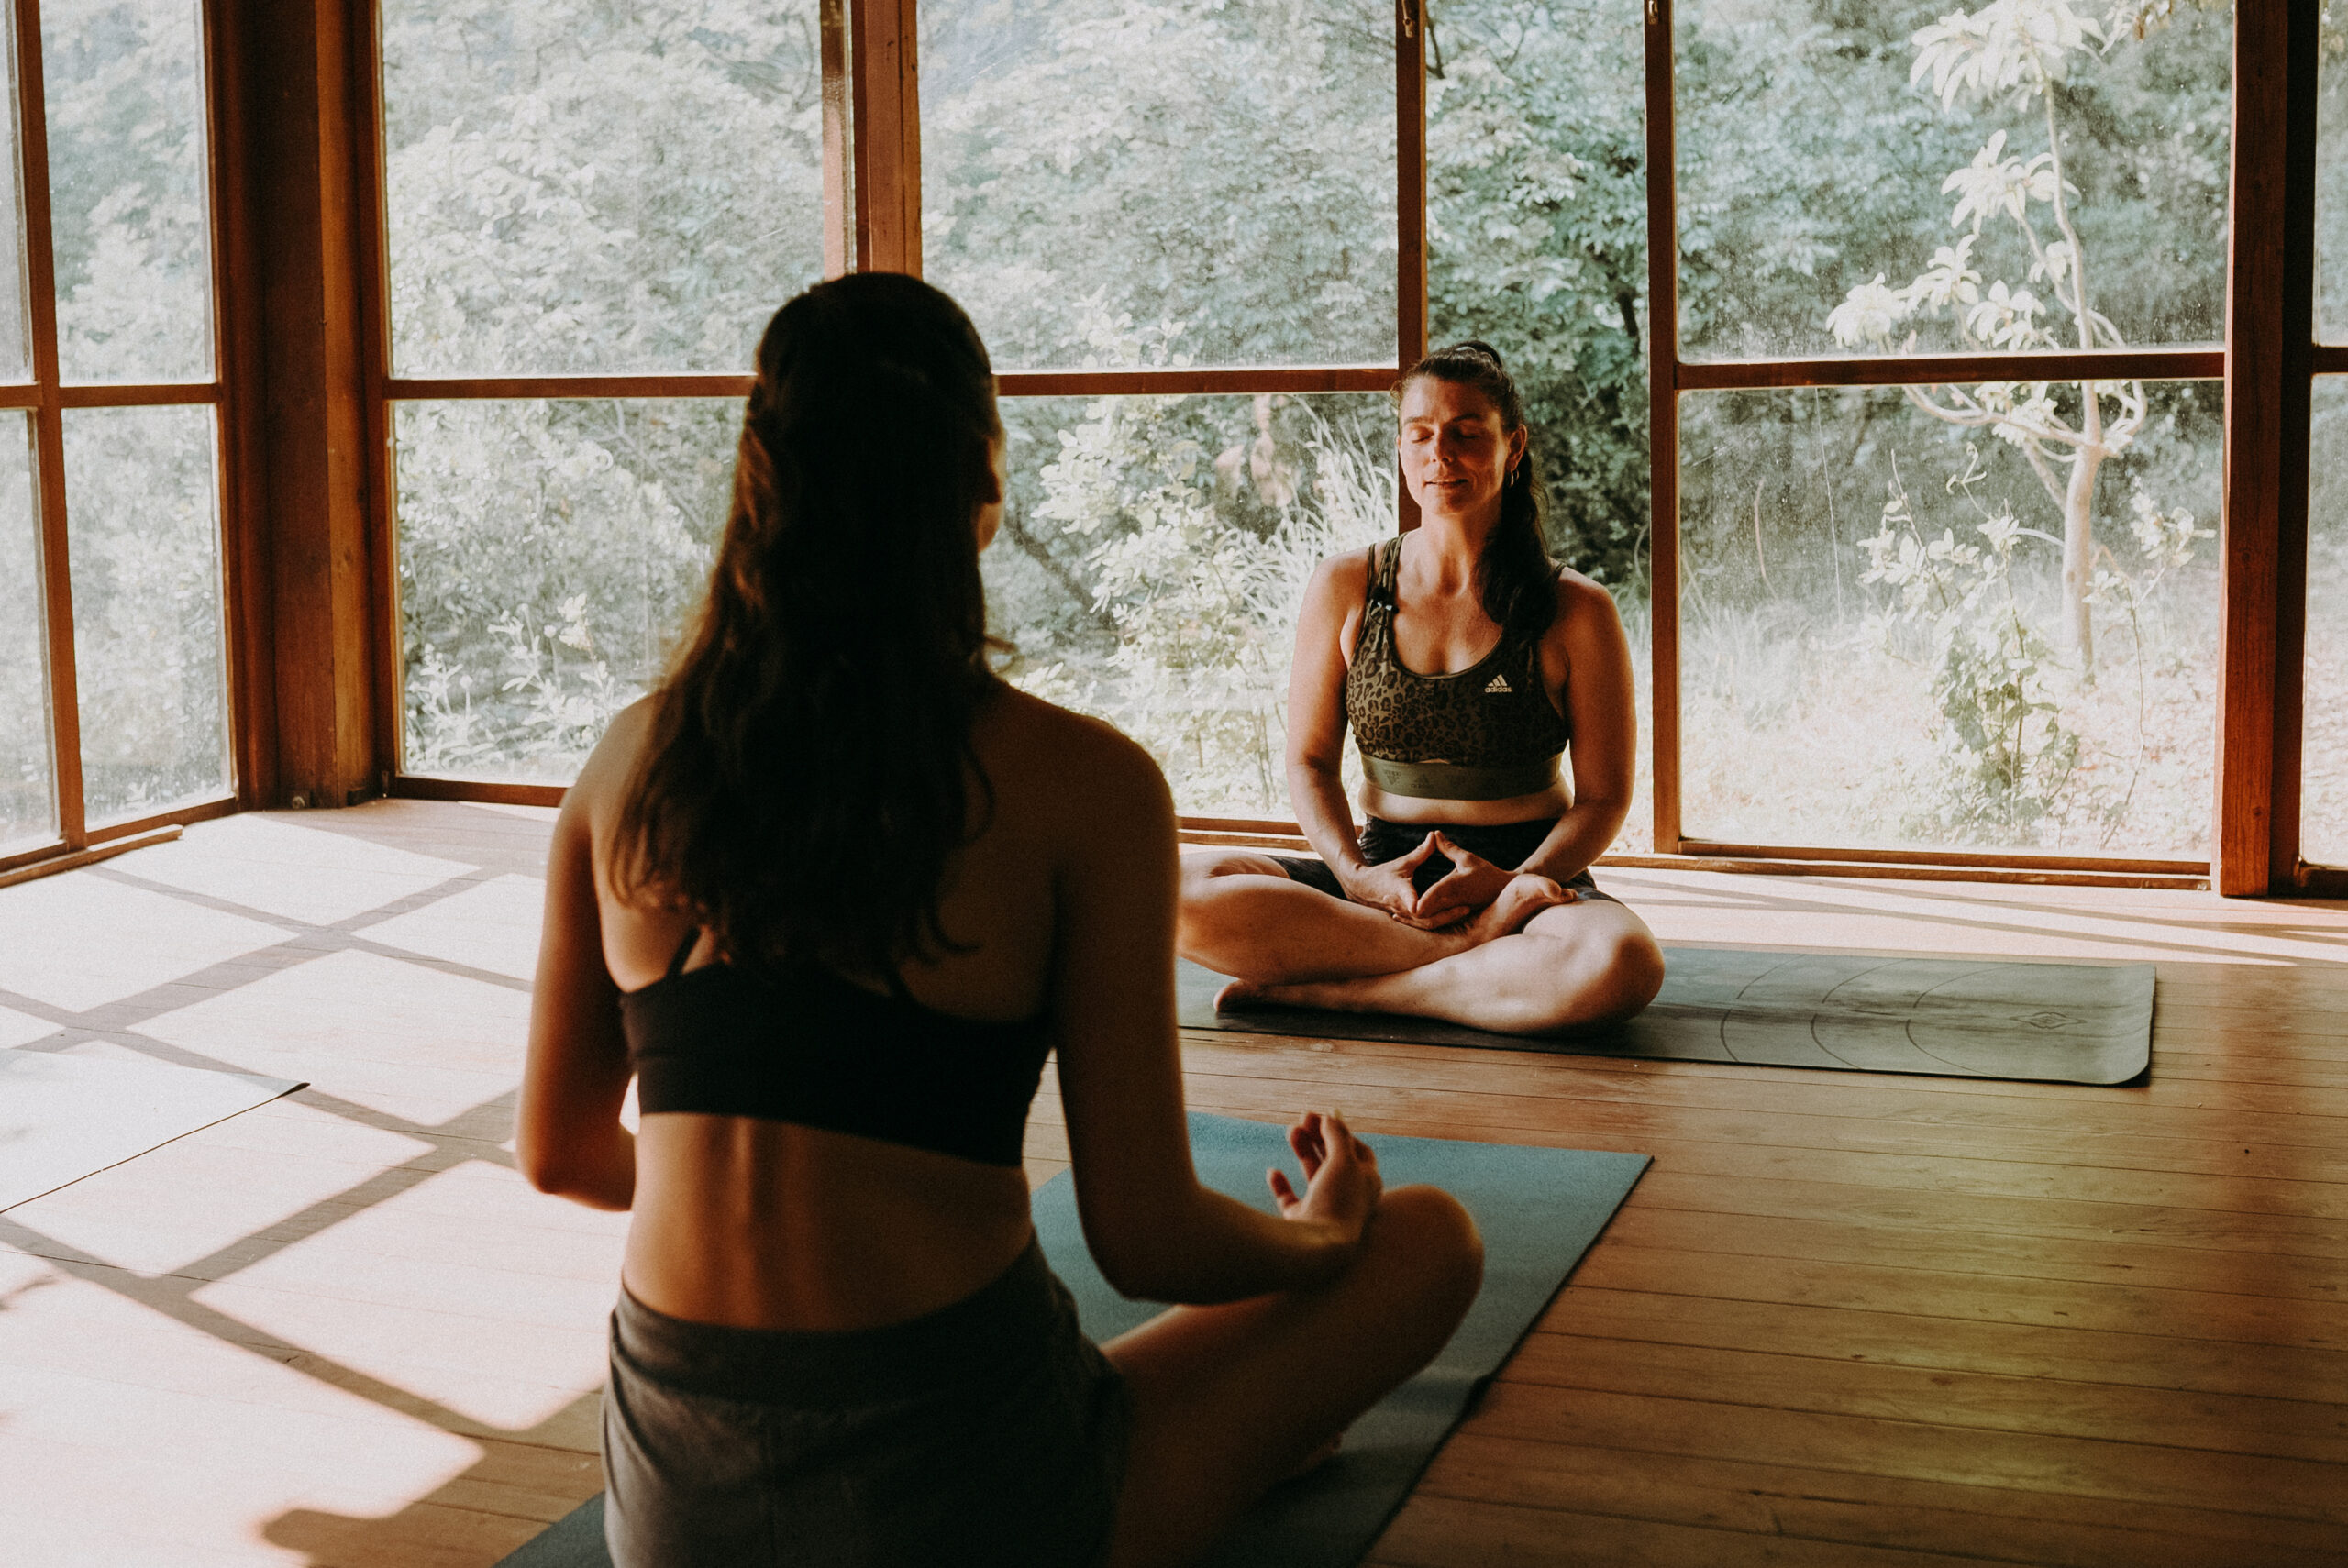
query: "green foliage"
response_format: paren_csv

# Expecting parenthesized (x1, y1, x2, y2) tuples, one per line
(396, 400, 735, 779)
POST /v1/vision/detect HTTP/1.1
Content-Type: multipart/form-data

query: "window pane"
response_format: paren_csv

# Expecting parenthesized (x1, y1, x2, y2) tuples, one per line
(1677, 2, 2230, 362)
(2320, 14, 2348, 342)
(395, 399, 737, 780)
(1427, 0, 1649, 831)
(922, 0, 1396, 370)
(65, 404, 229, 821)
(0, 415, 52, 848)
(989, 392, 1398, 819)
(42, 0, 214, 382)
(380, 0, 825, 377)
(1678, 381, 2219, 857)
(2303, 380, 2348, 865)
(0, 3, 32, 381)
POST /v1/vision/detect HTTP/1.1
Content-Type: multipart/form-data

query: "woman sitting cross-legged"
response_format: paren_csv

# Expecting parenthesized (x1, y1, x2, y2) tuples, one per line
(1180, 341, 1667, 1036)
(516, 273, 1483, 1568)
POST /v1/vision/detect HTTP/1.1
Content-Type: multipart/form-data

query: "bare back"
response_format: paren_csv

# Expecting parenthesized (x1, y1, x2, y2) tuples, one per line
(531, 683, 1167, 1333)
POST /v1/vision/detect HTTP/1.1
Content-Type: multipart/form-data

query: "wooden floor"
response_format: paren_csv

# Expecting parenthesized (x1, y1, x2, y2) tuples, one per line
(2, 800, 2344, 1566)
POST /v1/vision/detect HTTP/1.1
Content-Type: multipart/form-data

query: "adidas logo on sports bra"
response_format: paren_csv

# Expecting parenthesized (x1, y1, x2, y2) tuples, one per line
(1484, 674, 1512, 694)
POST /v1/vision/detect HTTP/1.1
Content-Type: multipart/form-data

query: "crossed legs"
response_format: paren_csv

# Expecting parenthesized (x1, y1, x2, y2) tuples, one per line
(1178, 849, 1665, 1035)
(1101, 1185, 1483, 1568)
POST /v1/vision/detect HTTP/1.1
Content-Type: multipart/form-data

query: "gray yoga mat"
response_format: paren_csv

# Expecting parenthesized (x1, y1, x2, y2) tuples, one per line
(0, 1046, 304, 1211)
(496, 1112, 1649, 1568)
(1180, 947, 2154, 1086)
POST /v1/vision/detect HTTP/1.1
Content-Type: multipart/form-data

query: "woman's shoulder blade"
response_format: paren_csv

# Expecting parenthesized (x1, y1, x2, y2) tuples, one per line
(981, 685, 1168, 800)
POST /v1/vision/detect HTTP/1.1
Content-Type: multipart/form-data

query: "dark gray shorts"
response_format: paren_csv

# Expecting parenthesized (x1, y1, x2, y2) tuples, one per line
(604, 1237, 1131, 1567)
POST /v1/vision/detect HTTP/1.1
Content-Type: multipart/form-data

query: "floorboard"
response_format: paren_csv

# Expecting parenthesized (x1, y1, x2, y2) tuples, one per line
(1, 798, 2342, 1565)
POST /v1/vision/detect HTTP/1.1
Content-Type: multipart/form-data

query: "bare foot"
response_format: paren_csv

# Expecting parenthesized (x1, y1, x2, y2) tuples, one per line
(1215, 977, 1273, 1011)
(1458, 873, 1576, 944)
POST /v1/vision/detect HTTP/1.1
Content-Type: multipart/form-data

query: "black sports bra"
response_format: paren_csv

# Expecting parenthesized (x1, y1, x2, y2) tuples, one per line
(619, 933, 1052, 1168)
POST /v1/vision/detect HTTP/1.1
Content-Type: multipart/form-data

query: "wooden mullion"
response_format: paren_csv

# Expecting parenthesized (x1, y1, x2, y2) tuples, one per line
(54, 382, 221, 406)
(351, 0, 402, 791)
(386, 368, 1411, 402)
(1396, 0, 1425, 533)
(820, 0, 851, 281)
(202, 0, 270, 811)
(849, 0, 918, 274)
(385, 373, 754, 402)
(1643, 0, 1681, 856)
(1676, 348, 2223, 392)
(1001, 366, 1400, 397)
(2270, 0, 2318, 890)
(2213, 0, 2290, 896)
(14, 0, 81, 851)
(1675, 839, 2207, 877)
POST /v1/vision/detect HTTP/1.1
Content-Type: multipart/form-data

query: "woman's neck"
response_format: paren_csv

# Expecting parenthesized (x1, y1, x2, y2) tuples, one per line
(1405, 506, 1497, 593)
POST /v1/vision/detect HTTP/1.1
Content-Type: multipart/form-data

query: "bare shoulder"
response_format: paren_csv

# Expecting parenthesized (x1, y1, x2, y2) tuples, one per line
(1307, 544, 1376, 604)
(1553, 566, 1628, 648)
(976, 682, 1174, 834)
(567, 696, 658, 826)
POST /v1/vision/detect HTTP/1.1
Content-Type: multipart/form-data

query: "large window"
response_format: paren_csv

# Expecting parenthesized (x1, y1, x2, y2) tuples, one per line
(1654, 0, 2229, 869)
(356, 0, 2331, 893)
(375, 0, 829, 782)
(1, 0, 235, 870)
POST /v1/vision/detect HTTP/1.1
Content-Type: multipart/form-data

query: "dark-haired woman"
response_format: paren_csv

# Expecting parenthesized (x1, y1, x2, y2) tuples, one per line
(515, 273, 1482, 1568)
(1180, 342, 1666, 1034)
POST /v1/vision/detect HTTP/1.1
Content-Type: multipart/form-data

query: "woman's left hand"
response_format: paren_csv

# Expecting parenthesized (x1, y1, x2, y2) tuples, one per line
(1407, 833, 1518, 924)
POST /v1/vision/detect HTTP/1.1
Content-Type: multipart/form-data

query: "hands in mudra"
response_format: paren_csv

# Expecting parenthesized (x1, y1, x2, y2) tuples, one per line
(1268, 1110, 1381, 1243)
(1342, 832, 1578, 930)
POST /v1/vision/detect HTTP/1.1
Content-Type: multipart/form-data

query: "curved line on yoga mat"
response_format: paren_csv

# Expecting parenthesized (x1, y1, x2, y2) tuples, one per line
(1805, 1012, 1870, 1071)
(1900, 963, 2066, 1076)
(1804, 957, 1920, 1072)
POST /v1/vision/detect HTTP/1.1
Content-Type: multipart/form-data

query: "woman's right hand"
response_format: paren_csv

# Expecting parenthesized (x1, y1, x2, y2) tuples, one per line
(1339, 839, 1468, 930)
(1268, 1110, 1382, 1247)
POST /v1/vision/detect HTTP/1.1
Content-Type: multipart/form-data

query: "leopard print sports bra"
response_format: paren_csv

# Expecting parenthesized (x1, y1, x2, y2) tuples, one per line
(1343, 537, 1571, 801)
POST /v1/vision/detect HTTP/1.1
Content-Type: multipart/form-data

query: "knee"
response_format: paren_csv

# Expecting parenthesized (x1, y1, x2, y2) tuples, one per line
(1523, 927, 1666, 1034)
(1176, 851, 1284, 939)
(1600, 931, 1667, 1022)
(1369, 1185, 1485, 1324)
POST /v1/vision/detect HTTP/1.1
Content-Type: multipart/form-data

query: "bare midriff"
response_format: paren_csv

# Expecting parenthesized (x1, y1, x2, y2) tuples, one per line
(622, 1115, 1033, 1332)
(1358, 775, 1573, 830)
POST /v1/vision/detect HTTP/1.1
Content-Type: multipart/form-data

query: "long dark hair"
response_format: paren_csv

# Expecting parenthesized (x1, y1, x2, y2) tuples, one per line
(1397, 340, 1558, 638)
(612, 273, 1002, 981)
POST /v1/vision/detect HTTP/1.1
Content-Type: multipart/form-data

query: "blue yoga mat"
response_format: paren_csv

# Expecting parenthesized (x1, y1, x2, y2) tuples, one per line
(497, 1113, 1649, 1568)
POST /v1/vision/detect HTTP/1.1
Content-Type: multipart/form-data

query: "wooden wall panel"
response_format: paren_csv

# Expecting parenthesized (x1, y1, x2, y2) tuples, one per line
(242, 0, 378, 810)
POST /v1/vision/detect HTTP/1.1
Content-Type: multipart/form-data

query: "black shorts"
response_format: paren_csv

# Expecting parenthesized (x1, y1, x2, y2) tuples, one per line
(1269, 816, 1616, 905)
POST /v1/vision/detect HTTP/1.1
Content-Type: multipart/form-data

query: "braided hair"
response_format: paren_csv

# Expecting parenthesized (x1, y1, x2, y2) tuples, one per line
(1396, 340, 1558, 639)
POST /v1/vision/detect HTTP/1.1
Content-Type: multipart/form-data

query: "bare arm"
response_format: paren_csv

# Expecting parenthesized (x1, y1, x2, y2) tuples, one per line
(1282, 550, 1445, 920)
(1515, 574, 1638, 885)
(1051, 721, 1371, 1301)
(515, 718, 640, 1210)
(1284, 551, 1368, 878)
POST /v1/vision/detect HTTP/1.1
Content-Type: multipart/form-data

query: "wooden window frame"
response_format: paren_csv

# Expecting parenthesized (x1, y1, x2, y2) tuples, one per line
(360, 0, 1429, 820)
(342, 0, 2330, 897)
(0, 0, 251, 881)
(1634, 0, 2312, 894)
